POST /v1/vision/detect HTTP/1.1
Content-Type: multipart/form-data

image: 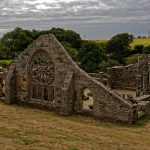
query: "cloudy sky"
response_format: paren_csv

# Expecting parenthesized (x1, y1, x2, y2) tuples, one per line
(0, 0, 150, 39)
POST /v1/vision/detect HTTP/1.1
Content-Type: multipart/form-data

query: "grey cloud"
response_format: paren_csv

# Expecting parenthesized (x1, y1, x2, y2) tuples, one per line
(0, 0, 150, 39)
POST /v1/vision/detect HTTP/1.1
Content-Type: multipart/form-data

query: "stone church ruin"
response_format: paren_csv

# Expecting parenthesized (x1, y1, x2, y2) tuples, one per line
(0, 34, 150, 124)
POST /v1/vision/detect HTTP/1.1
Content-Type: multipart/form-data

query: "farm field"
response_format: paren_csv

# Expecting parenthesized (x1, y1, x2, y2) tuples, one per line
(94, 38, 150, 48)
(131, 38, 150, 48)
(93, 40, 108, 44)
(0, 102, 150, 150)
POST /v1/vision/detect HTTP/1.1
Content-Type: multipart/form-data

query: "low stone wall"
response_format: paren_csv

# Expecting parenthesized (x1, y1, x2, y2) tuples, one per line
(88, 72, 107, 85)
(135, 95, 150, 118)
(136, 54, 150, 96)
(107, 65, 138, 90)
(0, 69, 7, 100)
(88, 73, 103, 83)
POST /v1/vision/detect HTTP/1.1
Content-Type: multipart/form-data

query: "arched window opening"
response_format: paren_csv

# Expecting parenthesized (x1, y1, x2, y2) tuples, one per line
(30, 51, 54, 102)
(82, 88, 94, 114)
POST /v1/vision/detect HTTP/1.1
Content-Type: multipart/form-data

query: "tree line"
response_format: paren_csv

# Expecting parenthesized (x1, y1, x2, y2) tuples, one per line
(0, 27, 150, 72)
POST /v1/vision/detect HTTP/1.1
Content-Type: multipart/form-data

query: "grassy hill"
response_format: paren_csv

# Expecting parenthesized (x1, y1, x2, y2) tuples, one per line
(0, 102, 150, 150)
(94, 38, 150, 65)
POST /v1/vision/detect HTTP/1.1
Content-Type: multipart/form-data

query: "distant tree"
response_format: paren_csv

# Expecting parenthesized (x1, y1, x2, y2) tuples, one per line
(50, 28, 82, 49)
(0, 27, 33, 52)
(99, 59, 120, 72)
(142, 45, 150, 54)
(0, 41, 12, 59)
(0, 27, 82, 59)
(61, 42, 78, 61)
(107, 33, 134, 63)
(78, 41, 106, 72)
(137, 36, 142, 39)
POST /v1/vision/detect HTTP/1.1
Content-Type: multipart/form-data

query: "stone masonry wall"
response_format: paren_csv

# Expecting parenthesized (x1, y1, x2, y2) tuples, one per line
(5, 34, 139, 123)
(136, 54, 150, 96)
(0, 69, 7, 99)
(107, 65, 138, 90)
(88, 72, 106, 84)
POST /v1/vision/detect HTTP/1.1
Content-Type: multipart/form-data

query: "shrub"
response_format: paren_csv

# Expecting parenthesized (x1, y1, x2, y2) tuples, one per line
(99, 59, 120, 72)
(142, 45, 150, 54)
(134, 45, 144, 53)
(78, 41, 106, 73)
(62, 42, 78, 61)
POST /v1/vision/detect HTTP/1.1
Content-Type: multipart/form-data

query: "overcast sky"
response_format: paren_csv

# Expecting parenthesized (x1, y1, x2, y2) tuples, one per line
(0, 0, 150, 39)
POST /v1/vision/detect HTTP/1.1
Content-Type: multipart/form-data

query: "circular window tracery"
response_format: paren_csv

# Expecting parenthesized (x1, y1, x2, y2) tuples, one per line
(30, 51, 54, 85)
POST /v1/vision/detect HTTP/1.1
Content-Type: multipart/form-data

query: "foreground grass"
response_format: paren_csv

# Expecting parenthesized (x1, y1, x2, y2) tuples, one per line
(0, 103, 150, 150)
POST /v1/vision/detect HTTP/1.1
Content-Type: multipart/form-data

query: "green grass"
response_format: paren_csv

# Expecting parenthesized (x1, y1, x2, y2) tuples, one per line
(94, 40, 108, 44)
(124, 54, 142, 65)
(134, 119, 148, 127)
(0, 59, 13, 67)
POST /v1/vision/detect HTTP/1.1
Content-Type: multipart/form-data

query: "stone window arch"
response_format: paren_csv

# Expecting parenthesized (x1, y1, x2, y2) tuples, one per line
(29, 50, 54, 102)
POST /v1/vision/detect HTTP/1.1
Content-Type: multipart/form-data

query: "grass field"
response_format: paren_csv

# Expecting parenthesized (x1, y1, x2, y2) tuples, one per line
(94, 38, 150, 48)
(131, 38, 150, 48)
(124, 54, 142, 65)
(0, 102, 150, 150)
(0, 59, 13, 67)
(94, 40, 108, 44)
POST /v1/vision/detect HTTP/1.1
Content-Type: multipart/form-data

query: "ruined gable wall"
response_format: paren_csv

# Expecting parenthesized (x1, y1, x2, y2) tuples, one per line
(5, 34, 136, 123)
(0, 69, 6, 99)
